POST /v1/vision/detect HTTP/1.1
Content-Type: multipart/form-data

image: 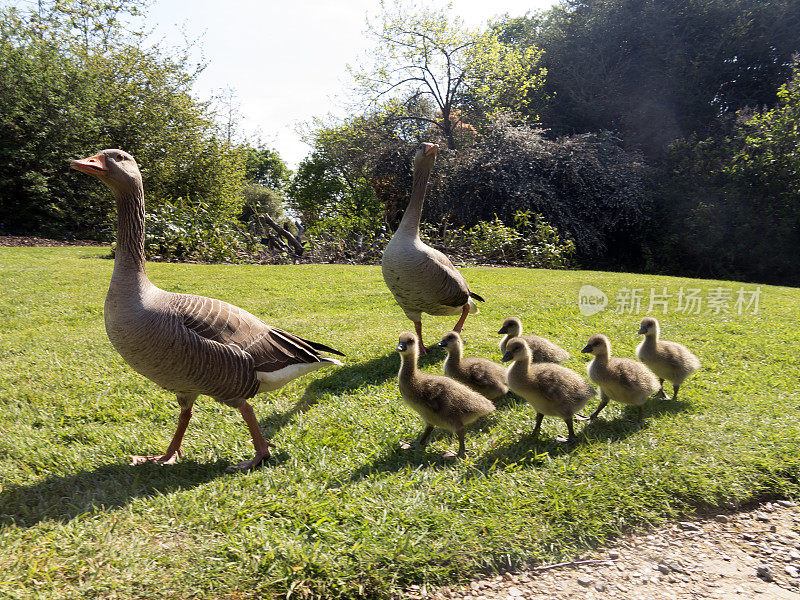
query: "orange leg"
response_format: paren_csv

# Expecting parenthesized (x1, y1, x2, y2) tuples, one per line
(227, 401, 276, 472)
(452, 303, 471, 333)
(130, 404, 193, 466)
(414, 320, 429, 354)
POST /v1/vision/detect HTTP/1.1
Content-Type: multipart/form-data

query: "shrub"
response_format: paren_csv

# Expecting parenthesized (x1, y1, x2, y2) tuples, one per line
(421, 210, 575, 268)
(140, 198, 257, 263)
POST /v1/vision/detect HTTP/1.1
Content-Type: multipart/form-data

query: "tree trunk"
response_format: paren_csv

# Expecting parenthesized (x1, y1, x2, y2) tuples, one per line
(259, 213, 304, 256)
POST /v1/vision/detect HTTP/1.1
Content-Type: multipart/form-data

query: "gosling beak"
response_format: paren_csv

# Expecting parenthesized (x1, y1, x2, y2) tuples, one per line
(70, 153, 108, 178)
(500, 351, 513, 362)
(437, 340, 447, 348)
(498, 327, 508, 334)
(396, 342, 407, 352)
(421, 142, 439, 157)
(638, 326, 647, 334)
(580, 345, 592, 354)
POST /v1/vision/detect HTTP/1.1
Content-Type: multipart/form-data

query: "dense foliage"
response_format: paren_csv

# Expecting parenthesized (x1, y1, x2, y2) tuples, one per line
(502, 0, 800, 158)
(656, 64, 800, 285)
(0, 2, 246, 238)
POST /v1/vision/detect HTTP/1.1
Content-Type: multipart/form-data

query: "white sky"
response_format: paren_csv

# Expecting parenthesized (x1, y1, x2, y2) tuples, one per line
(146, 0, 557, 168)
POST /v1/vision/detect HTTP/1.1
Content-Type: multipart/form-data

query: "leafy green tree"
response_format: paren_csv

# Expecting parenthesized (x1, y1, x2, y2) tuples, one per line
(349, 0, 545, 149)
(502, 0, 800, 157)
(244, 145, 291, 190)
(658, 63, 800, 285)
(0, 1, 246, 237)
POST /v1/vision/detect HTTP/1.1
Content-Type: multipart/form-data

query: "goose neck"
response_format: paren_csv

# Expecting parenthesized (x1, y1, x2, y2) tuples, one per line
(397, 161, 433, 237)
(112, 184, 148, 281)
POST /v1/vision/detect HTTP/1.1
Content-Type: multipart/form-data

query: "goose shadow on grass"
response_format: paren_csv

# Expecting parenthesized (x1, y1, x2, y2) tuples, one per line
(0, 456, 293, 527)
(255, 349, 444, 439)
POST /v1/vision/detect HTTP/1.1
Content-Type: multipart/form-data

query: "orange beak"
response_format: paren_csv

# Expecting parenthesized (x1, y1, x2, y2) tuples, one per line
(70, 153, 107, 178)
(421, 142, 439, 157)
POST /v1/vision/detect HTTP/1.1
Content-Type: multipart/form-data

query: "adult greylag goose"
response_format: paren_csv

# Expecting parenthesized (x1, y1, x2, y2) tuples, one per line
(581, 334, 659, 423)
(71, 149, 343, 471)
(636, 317, 700, 400)
(497, 317, 569, 362)
(396, 332, 495, 457)
(437, 331, 508, 402)
(501, 337, 594, 442)
(381, 142, 484, 353)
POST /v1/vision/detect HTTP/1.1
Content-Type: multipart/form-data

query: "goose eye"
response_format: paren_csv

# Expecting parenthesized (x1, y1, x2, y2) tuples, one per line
(115, 154, 124, 162)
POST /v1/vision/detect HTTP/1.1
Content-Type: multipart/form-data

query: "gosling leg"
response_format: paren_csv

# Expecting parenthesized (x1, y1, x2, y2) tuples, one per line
(531, 413, 544, 437)
(555, 417, 577, 443)
(417, 424, 434, 449)
(672, 383, 680, 401)
(657, 378, 669, 399)
(589, 394, 609, 420)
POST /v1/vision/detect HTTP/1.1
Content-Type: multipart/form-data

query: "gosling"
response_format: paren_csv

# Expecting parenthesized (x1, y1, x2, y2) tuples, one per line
(396, 332, 495, 457)
(498, 316, 570, 363)
(502, 337, 595, 442)
(438, 331, 508, 402)
(582, 334, 660, 423)
(636, 317, 701, 401)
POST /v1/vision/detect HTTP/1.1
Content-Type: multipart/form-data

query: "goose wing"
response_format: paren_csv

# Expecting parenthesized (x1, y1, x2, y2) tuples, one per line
(172, 293, 339, 374)
(419, 245, 473, 308)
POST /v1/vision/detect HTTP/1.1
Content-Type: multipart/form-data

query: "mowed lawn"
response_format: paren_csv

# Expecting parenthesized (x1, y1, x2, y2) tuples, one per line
(1, 246, 798, 599)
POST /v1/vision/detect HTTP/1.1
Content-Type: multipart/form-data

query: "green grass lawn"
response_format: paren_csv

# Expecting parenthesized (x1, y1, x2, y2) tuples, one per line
(1, 246, 798, 599)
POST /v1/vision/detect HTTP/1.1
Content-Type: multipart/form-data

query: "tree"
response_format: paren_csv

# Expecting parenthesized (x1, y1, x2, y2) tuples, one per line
(502, 0, 800, 158)
(0, 1, 247, 237)
(348, 0, 546, 149)
(244, 145, 291, 190)
(657, 63, 800, 285)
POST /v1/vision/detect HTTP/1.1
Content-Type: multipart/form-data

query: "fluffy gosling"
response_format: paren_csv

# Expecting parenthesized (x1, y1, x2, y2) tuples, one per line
(438, 331, 508, 402)
(636, 317, 701, 401)
(581, 334, 660, 423)
(498, 317, 570, 363)
(396, 332, 495, 457)
(502, 337, 595, 442)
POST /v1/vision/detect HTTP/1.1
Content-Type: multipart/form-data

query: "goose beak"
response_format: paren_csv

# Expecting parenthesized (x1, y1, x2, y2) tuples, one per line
(637, 326, 647, 334)
(436, 340, 447, 348)
(500, 351, 513, 362)
(71, 153, 108, 178)
(421, 142, 439, 157)
(580, 345, 592, 354)
(396, 342, 407, 352)
(498, 327, 507, 334)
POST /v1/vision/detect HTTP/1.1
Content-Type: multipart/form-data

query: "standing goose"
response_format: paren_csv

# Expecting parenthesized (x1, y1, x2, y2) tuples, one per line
(636, 317, 700, 400)
(501, 338, 594, 442)
(437, 331, 508, 402)
(581, 334, 659, 423)
(498, 317, 570, 363)
(396, 332, 495, 457)
(71, 149, 343, 471)
(382, 142, 484, 353)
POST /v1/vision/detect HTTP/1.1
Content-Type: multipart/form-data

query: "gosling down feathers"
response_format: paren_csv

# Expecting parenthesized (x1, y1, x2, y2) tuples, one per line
(71, 149, 343, 471)
(396, 332, 495, 457)
(437, 331, 508, 402)
(498, 317, 570, 363)
(382, 143, 484, 353)
(582, 334, 659, 423)
(636, 317, 701, 400)
(502, 338, 595, 442)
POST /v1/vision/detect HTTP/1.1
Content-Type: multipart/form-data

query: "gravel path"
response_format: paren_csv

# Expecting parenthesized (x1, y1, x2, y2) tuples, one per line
(406, 501, 800, 600)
